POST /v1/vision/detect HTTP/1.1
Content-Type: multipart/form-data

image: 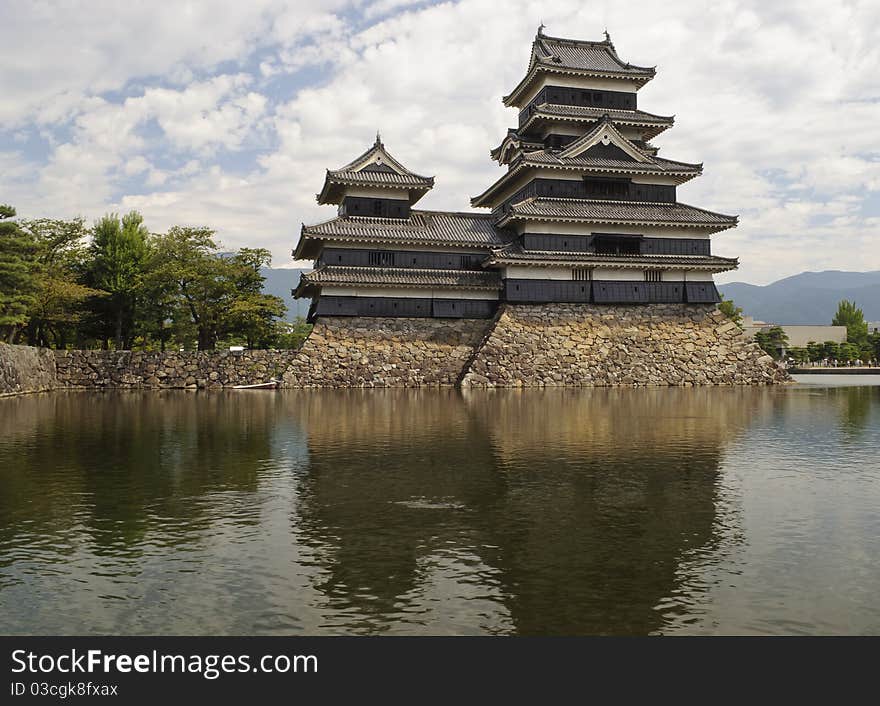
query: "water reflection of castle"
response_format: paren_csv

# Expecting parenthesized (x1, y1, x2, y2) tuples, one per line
(291, 389, 766, 635)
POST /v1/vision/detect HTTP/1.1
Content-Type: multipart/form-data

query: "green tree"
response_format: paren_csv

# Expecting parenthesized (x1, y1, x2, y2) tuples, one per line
(787, 347, 809, 364)
(19, 217, 103, 348)
(718, 297, 743, 326)
(135, 235, 179, 351)
(147, 227, 281, 350)
(88, 211, 149, 349)
(822, 340, 840, 360)
(224, 248, 286, 348)
(806, 341, 824, 362)
(271, 318, 313, 349)
(838, 342, 861, 363)
(868, 331, 880, 363)
(754, 326, 788, 359)
(832, 300, 868, 347)
(0, 205, 37, 342)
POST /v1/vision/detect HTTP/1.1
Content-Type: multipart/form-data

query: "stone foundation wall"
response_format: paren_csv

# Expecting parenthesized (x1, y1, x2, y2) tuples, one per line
(282, 317, 494, 388)
(0, 343, 58, 396)
(459, 303, 788, 387)
(54, 349, 300, 389)
(1, 305, 789, 395)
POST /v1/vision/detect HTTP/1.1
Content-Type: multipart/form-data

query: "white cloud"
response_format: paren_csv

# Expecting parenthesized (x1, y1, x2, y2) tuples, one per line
(2, 0, 879, 282)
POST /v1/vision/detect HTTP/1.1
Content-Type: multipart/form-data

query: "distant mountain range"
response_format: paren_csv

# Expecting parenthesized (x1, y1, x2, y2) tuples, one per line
(262, 266, 880, 325)
(260, 267, 310, 319)
(719, 271, 880, 325)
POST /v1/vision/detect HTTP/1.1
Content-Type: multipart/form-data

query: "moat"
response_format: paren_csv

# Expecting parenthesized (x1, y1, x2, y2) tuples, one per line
(1, 385, 879, 635)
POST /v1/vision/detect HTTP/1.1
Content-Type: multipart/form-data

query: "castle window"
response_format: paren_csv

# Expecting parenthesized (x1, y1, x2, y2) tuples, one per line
(572, 268, 593, 281)
(644, 270, 662, 282)
(368, 251, 395, 266)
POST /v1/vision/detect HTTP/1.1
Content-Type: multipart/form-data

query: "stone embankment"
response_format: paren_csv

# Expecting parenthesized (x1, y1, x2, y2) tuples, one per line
(0, 304, 789, 396)
(54, 349, 300, 389)
(282, 317, 492, 388)
(459, 303, 788, 387)
(0, 343, 58, 396)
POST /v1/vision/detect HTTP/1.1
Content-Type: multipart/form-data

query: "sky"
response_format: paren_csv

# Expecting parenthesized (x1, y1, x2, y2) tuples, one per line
(1, 0, 878, 285)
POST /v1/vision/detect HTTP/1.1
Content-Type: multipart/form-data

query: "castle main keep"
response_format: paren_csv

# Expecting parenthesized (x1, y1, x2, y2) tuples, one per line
(284, 29, 786, 388)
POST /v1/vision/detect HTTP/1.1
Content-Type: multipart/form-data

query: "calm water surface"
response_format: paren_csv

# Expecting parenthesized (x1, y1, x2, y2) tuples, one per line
(1, 384, 879, 635)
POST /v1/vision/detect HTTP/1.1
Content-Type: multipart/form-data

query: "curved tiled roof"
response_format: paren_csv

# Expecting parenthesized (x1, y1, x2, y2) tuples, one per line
(520, 103, 673, 140)
(298, 265, 502, 292)
(498, 198, 738, 230)
(294, 210, 510, 258)
(317, 137, 434, 204)
(531, 34, 655, 76)
(486, 241, 738, 271)
(505, 32, 655, 106)
(522, 150, 700, 173)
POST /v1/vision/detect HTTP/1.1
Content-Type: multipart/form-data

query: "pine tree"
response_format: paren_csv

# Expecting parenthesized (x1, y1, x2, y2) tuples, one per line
(0, 205, 37, 343)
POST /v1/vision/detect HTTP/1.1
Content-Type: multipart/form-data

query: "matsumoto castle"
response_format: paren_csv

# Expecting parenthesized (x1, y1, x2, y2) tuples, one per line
(294, 29, 738, 322)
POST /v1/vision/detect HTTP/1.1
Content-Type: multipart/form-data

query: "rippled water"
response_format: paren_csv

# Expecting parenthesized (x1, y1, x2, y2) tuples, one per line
(1, 384, 879, 635)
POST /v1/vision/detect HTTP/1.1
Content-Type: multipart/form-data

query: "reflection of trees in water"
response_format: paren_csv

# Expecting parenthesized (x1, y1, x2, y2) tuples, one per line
(0, 392, 280, 559)
(835, 386, 876, 436)
(293, 388, 763, 635)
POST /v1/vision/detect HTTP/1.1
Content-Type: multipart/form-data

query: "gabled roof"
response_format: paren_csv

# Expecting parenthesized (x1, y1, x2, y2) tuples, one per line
(490, 128, 544, 164)
(293, 265, 502, 298)
(557, 116, 651, 161)
(484, 241, 738, 272)
(317, 134, 435, 205)
(294, 210, 511, 259)
(496, 198, 738, 231)
(519, 103, 674, 141)
(522, 150, 699, 174)
(504, 30, 656, 107)
(472, 118, 702, 207)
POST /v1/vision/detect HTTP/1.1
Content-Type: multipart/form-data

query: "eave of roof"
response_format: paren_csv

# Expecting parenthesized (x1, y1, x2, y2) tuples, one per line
(293, 265, 503, 298)
(315, 136, 435, 205)
(503, 34, 656, 109)
(519, 103, 674, 140)
(471, 152, 702, 208)
(484, 244, 738, 272)
(504, 63, 655, 108)
(294, 210, 511, 259)
(496, 197, 739, 231)
(316, 171, 435, 205)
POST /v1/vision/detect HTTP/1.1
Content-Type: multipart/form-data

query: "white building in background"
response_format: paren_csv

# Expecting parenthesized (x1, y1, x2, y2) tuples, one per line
(742, 316, 847, 354)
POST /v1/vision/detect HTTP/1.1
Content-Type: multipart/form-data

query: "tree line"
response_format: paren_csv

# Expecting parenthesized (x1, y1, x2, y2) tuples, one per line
(0, 205, 310, 351)
(721, 297, 880, 364)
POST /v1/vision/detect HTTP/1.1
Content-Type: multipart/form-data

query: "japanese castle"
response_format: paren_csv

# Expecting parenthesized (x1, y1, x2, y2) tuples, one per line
(294, 29, 738, 321)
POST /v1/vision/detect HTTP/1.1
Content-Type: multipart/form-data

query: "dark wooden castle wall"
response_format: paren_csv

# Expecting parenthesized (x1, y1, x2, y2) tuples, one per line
(520, 233, 710, 256)
(519, 85, 637, 125)
(339, 197, 410, 218)
(504, 279, 720, 304)
(506, 178, 676, 207)
(313, 296, 497, 319)
(319, 248, 486, 270)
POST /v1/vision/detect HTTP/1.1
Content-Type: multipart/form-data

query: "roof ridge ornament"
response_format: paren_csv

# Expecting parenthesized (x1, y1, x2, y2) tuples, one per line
(604, 29, 611, 42)
(538, 22, 546, 36)
(375, 130, 382, 147)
